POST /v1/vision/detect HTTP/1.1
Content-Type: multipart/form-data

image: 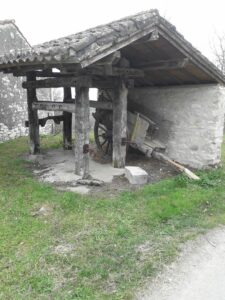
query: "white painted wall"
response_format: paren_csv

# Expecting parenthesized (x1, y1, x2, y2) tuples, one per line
(128, 84, 225, 169)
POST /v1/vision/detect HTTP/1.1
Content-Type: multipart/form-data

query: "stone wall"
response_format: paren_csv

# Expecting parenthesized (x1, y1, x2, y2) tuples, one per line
(0, 21, 53, 144)
(0, 76, 53, 143)
(128, 84, 225, 169)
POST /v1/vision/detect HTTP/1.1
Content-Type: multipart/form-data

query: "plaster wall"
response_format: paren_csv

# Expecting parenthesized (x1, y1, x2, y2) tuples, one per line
(128, 84, 225, 169)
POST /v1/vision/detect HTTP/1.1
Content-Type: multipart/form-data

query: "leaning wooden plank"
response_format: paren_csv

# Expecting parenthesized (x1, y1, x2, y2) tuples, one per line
(152, 151, 200, 180)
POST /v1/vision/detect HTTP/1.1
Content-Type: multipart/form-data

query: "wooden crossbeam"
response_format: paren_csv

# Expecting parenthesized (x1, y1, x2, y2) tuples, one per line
(22, 76, 92, 89)
(23, 76, 134, 89)
(32, 100, 113, 112)
(14, 66, 144, 78)
(139, 58, 189, 71)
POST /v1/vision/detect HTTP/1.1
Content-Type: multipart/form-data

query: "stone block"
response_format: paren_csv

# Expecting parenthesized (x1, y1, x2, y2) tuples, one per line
(125, 166, 148, 185)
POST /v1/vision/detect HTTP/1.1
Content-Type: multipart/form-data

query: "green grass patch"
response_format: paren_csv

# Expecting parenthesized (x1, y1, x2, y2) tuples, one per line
(0, 136, 225, 299)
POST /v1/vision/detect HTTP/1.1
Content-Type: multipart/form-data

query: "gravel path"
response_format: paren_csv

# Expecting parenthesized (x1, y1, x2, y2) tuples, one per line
(136, 226, 225, 300)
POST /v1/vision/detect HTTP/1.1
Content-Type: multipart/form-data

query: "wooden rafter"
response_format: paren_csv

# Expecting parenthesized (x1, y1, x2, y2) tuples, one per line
(138, 58, 189, 71)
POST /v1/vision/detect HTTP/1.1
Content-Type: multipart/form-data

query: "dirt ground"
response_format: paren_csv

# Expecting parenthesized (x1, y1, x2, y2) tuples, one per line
(91, 148, 178, 196)
(26, 146, 177, 197)
(135, 226, 225, 300)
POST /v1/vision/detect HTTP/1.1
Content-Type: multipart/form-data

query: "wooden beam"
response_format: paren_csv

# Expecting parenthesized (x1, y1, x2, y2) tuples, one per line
(19, 67, 143, 80)
(93, 51, 121, 66)
(132, 29, 159, 44)
(63, 87, 73, 150)
(32, 100, 112, 112)
(74, 87, 90, 178)
(22, 76, 92, 89)
(22, 76, 124, 89)
(80, 25, 157, 68)
(81, 66, 144, 77)
(112, 79, 128, 168)
(139, 58, 189, 71)
(26, 73, 40, 154)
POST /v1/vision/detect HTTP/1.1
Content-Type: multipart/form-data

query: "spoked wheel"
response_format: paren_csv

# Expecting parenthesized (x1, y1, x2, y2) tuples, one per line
(94, 120, 112, 156)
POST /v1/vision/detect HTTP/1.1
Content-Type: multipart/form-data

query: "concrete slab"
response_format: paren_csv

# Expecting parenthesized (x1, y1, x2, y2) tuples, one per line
(30, 149, 125, 194)
(125, 166, 148, 185)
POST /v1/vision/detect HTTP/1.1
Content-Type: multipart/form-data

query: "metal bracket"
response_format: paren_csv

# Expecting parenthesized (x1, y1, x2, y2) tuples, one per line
(121, 138, 137, 146)
(83, 144, 89, 154)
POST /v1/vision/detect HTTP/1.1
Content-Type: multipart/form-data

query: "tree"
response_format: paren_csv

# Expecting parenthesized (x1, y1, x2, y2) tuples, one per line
(212, 33, 225, 74)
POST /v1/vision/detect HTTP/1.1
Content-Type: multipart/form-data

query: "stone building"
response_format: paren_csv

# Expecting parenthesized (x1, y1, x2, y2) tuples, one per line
(0, 20, 52, 143)
(0, 10, 224, 172)
(0, 20, 30, 142)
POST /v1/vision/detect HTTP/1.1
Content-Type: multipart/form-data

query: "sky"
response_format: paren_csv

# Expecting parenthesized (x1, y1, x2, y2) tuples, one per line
(1, 0, 225, 62)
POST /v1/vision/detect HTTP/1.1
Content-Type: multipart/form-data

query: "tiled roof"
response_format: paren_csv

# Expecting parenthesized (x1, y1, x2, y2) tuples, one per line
(0, 10, 159, 67)
(0, 9, 224, 84)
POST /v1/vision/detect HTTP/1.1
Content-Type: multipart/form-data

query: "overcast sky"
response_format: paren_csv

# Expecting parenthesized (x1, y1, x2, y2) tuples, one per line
(1, 0, 225, 62)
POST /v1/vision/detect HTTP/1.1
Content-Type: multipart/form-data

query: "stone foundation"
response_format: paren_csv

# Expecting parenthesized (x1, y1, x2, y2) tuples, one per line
(128, 84, 225, 169)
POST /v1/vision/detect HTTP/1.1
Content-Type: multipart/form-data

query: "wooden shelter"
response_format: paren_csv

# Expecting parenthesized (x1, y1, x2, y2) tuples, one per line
(0, 10, 224, 177)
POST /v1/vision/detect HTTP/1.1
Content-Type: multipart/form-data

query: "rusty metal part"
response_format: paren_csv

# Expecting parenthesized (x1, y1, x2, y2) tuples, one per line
(83, 144, 89, 154)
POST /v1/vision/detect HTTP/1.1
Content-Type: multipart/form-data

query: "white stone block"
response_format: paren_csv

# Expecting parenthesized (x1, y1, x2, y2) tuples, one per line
(125, 166, 148, 185)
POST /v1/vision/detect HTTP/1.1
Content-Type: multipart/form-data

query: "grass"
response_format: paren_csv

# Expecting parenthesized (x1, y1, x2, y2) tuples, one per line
(1, 135, 225, 299)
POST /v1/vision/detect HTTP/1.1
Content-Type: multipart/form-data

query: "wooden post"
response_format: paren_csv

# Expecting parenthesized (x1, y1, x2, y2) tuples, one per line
(26, 73, 40, 154)
(112, 79, 128, 168)
(63, 87, 72, 150)
(74, 87, 90, 178)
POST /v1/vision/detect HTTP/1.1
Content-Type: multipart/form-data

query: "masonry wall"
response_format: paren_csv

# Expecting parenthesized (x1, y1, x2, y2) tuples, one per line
(128, 84, 225, 169)
(0, 73, 28, 142)
(0, 76, 53, 143)
(0, 21, 53, 143)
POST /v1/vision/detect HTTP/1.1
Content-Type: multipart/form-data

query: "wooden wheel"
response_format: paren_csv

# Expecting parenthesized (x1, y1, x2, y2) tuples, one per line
(94, 120, 112, 156)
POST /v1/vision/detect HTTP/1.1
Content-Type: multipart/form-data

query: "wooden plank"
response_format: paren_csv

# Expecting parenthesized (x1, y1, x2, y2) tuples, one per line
(32, 100, 112, 112)
(63, 87, 72, 150)
(23, 76, 92, 89)
(74, 87, 90, 178)
(14, 66, 144, 78)
(138, 58, 189, 70)
(152, 151, 200, 180)
(23, 76, 124, 89)
(112, 79, 128, 168)
(26, 73, 40, 154)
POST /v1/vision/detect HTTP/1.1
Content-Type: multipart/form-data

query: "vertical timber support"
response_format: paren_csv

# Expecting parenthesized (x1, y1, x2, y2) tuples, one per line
(74, 87, 90, 178)
(26, 73, 40, 154)
(112, 79, 128, 168)
(63, 87, 72, 150)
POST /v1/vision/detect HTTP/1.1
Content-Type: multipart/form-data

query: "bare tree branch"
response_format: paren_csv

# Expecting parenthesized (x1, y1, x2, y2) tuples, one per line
(211, 32, 225, 74)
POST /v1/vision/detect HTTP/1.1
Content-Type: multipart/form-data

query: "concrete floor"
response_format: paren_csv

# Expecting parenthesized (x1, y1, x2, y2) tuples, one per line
(32, 149, 124, 194)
